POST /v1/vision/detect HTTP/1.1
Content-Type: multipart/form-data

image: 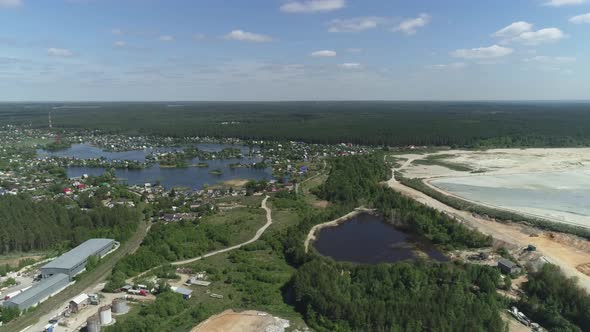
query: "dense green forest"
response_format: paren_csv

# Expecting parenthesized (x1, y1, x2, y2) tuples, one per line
(518, 264, 590, 332)
(0, 195, 141, 254)
(2, 101, 590, 147)
(291, 259, 506, 332)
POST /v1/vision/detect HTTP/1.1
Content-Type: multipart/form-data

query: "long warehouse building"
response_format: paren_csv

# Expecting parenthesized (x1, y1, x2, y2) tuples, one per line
(41, 238, 115, 280)
(3, 273, 70, 310)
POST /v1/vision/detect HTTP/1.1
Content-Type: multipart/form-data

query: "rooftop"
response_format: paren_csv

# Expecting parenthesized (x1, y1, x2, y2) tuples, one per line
(5, 273, 69, 306)
(498, 258, 518, 268)
(42, 239, 114, 271)
(171, 287, 193, 296)
(70, 293, 89, 305)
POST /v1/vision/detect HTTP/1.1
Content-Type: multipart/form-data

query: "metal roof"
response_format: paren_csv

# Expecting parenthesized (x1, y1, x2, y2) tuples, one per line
(171, 287, 193, 296)
(498, 258, 518, 268)
(70, 293, 89, 305)
(42, 239, 114, 271)
(5, 273, 69, 306)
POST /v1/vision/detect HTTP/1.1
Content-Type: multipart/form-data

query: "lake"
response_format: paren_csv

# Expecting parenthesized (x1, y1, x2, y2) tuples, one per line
(39, 144, 271, 190)
(313, 214, 447, 264)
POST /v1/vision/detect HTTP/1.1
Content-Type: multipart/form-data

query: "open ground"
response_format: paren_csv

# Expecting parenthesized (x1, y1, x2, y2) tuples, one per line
(388, 148, 590, 291)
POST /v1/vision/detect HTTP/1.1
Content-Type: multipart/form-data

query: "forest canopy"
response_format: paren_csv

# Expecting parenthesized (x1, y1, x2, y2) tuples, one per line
(0, 194, 141, 254)
(2, 101, 590, 147)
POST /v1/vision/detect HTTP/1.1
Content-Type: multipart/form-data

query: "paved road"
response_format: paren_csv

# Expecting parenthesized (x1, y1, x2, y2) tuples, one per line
(172, 195, 272, 265)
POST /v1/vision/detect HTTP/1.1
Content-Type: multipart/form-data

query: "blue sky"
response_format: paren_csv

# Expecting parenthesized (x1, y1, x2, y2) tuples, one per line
(1, 0, 589, 101)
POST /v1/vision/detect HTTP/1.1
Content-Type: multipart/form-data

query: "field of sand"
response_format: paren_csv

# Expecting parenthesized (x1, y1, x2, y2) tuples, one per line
(398, 148, 590, 228)
(191, 310, 290, 332)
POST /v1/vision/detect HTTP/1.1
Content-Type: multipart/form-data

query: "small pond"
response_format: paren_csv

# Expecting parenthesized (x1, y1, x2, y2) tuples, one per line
(313, 214, 447, 264)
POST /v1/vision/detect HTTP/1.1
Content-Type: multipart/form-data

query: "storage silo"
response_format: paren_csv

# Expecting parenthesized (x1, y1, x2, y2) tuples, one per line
(87, 314, 101, 332)
(99, 305, 113, 325)
(112, 298, 129, 314)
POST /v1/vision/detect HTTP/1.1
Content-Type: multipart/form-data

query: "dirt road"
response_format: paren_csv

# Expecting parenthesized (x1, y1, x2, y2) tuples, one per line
(172, 195, 272, 266)
(128, 196, 273, 283)
(387, 161, 590, 292)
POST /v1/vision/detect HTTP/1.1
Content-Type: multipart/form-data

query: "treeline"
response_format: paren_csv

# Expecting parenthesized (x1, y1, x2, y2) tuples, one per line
(3, 101, 590, 147)
(291, 259, 506, 332)
(0, 194, 141, 254)
(518, 264, 590, 331)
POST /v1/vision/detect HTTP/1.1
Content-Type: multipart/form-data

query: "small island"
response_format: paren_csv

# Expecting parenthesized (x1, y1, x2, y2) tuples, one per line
(209, 169, 223, 175)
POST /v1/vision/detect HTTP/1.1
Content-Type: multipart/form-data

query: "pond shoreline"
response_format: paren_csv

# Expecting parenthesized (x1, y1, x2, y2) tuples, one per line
(304, 207, 376, 253)
(307, 212, 448, 264)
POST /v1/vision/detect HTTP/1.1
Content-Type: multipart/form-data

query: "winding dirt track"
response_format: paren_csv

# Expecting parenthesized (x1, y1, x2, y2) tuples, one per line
(172, 195, 272, 266)
(387, 157, 590, 292)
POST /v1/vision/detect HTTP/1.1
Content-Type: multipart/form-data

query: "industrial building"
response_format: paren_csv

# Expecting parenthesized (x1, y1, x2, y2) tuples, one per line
(41, 239, 115, 280)
(498, 258, 522, 275)
(3, 273, 70, 310)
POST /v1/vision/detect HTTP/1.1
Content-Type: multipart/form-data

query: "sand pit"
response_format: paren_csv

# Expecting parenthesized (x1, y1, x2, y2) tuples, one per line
(191, 310, 289, 332)
(397, 148, 590, 228)
(388, 150, 590, 292)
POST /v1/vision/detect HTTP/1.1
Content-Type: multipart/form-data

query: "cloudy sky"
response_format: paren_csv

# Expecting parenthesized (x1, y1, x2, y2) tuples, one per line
(1, 0, 589, 101)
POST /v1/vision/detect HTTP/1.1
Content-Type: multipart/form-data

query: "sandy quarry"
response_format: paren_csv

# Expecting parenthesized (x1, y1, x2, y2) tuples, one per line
(191, 310, 290, 332)
(399, 148, 590, 179)
(397, 148, 590, 228)
(388, 148, 590, 292)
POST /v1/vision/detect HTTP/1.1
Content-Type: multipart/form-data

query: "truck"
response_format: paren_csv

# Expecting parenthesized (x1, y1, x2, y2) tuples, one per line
(44, 322, 57, 332)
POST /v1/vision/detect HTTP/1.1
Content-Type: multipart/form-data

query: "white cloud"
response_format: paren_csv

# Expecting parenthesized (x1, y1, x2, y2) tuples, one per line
(224, 30, 272, 42)
(114, 41, 126, 48)
(111, 28, 123, 35)
(280, 0, 345, 13)
(0, 0, 22, 8)
(543, 0, 585, 6)
(570, 12, 590, 23)
(310, 50, 337, 57)
(328, 17, 386, 32)
(515, 28, 566, 45)
(346, 48, 362, 53)
(47, 48, 73, 57)
(338, 63, 362, 69)
(452, 45, 513, 59)
(492, 21, 533, 38)
(159, 35, 175, 42)
(393, 14, 431, 35)
(427, 62, 466, 70)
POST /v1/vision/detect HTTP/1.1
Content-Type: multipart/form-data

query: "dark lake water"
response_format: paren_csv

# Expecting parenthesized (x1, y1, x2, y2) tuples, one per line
(38, 144, 271, 190)
(313, 214, 447, 264)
